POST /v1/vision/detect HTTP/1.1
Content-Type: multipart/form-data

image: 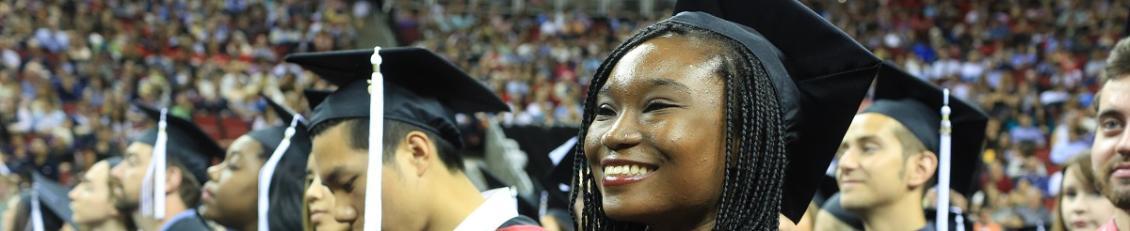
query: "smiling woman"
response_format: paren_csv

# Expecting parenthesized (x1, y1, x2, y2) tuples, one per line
(571, 2, 883, 229)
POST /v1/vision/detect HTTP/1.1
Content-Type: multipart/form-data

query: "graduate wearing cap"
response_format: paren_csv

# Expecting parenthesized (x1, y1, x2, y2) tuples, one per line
(572, 1, 881, 230)
(834, 63, 989, 231)
(198, 97, 309, 231)
(9, 173, 76, 231)
(109, 103, 224, 231)
(289, 47, 542, 230)
(69, 157, 132, 231)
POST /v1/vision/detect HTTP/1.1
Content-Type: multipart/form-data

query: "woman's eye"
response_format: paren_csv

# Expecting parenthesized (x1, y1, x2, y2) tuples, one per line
(596, 104, 616, 117)
(643, 102, 677, 112)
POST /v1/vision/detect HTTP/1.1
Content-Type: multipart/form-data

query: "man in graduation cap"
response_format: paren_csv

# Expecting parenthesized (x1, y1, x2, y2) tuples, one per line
(288, 47, 543, 230)
(835, 63, 988, 231)
(110, 103, 224, 231)
(1091, 37, 1130, 230)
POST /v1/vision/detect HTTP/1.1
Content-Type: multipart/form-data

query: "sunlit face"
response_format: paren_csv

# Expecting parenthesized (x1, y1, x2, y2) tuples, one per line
(583, 35, 726, 225)
(305, 153, 350, 231)
(110, 142, 153, 212)
(310, 122, 422, 231)
(1091, 79, 1130, 209)
(69, 161, 120, 225)
(1060, 165, 1118, 231)
(836, 113, 916, 210)
(200, 136, 263, 228)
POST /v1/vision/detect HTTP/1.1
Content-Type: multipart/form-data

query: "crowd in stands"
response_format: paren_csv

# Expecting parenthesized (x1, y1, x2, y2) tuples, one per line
(0, 0, 1126, 229)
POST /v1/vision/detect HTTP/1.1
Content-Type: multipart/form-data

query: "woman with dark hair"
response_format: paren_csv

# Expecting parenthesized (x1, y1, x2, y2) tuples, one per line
(571, 1, 883, 230)
(199, 97, 309, 231)
(1053, 153, 1118, 231)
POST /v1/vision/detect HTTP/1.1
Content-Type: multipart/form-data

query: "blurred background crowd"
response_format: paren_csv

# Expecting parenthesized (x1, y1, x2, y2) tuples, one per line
(0, 0, 1125, 230)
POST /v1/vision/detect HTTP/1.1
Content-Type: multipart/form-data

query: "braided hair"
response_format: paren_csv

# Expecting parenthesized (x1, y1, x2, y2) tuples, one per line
(570, 20, 789, 230)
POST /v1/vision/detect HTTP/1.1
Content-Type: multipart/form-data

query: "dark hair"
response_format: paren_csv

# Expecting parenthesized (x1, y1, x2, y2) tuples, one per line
(1096, 37, 1130, 112)
(571, 21, 789, 230)
(309, 118, 463, 171)
(1103, 37, 1130, 82)
(167, 155, 201, 209)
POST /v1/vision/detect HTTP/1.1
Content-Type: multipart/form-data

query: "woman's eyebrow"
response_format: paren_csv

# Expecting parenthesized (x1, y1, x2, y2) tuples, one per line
(648, 78, 691, 94)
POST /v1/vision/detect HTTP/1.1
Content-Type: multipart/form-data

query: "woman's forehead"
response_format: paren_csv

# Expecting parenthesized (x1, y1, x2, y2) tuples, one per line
(602, 39, 723, 94)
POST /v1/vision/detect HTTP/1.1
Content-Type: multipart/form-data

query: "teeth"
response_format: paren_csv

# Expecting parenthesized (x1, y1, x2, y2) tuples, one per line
(603, 164, 653, 176)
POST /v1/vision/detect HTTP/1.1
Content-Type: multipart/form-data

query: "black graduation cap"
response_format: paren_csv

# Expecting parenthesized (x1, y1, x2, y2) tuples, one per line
(672, 0, 882, 221)
(303, 90, 332, 112)
(288, 46, 512, 228)
(25, 173, 76, 231)
(286, 47, 510, 148)
(862, 62, 989, 197)
(133, 103, 224, 184)
(249, 96, 311, 231)
(542, 137, 577, 212)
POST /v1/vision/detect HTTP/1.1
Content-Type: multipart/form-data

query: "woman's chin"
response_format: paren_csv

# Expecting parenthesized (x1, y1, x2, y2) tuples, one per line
(601, 198, 659, 224)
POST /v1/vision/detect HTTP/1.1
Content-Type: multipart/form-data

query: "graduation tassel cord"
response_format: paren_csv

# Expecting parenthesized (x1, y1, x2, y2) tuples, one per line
(30, 183, 44, 231)
(141, 108, 170, 219)
(364, 46, 384, 231)
(155, 108, 168, 219)
(257, 115, 304, 231)
(936, 89, 952, 231)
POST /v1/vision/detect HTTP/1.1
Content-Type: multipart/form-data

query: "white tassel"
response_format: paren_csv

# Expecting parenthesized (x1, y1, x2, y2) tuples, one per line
(30, 185, 44, 231)
(364, 46, 384, 231)
(140, 108, 170, 219)
(258, 115, 304, 231)
(936, 89, 952, 231)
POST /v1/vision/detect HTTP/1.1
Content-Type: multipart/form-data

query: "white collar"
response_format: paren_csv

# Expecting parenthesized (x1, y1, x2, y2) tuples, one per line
(453, 187, 520, 231)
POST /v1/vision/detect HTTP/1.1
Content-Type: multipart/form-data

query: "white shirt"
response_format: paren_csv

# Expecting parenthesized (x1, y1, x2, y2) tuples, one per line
(453, 188, 521, 231)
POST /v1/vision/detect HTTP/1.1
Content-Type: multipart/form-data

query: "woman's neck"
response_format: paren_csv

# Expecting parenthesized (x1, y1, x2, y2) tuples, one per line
(86, 219, 129, 231)
(648, 208, 718, 231)
(240, 221, 258, 231)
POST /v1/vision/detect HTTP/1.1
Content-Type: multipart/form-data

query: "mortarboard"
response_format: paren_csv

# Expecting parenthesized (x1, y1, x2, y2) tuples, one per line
(290, 47, 510, 148)
(249, 96, 310, 231)
(132, 102, 224, 219)
(543, 137, 577, 213)
(862, 63, 988, 197)
(288, 47, 511, 230)
(26, 173, 76, 231)
(303, 90, 332, 113)
(672, 0, 882, 221)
